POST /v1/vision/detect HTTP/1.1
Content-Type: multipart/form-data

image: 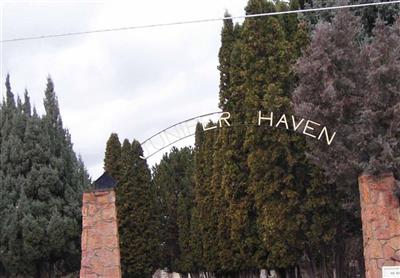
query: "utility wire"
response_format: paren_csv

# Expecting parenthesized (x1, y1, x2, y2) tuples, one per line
(2, 0, 400, 43)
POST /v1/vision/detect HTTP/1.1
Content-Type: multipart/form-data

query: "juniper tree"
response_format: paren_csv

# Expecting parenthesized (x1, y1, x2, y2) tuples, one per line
(192, 122, 219, 273)
(219, 1, 341, 276)
(292, 8, 400, 277)
(210, 126, 233, 275)
(355, 0, 400, 33)
(293, 10, 367, 276)
(42, 77, 89, 272)
(152, 147, 195, 274)
(116, 139, 160, 277)
(240, 0, 308, 271)
(190, 124, 207, 274)
(218, 12, 235, 109)
(303, 0, 400, 35)
(1, 75, 16, 143)
(220, 25, 258, 275)
(176, 191, 193, 275)
(104, 133, 122, 180)
(0, 77, 90, 276)
(215, 15, 249, 274)
(293, 9, 365, 198)
(360, 17, 400, 181)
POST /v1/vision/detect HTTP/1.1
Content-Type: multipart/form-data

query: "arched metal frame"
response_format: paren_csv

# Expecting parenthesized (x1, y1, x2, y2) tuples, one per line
(140, 110, 338, 159)
(140, 111, 223, 159)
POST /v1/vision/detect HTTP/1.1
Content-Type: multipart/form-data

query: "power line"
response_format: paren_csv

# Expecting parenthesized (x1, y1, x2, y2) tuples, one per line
(2, 0, 400, 43)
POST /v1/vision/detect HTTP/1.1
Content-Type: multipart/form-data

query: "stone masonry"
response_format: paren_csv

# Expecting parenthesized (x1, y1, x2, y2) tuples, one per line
(359, 173, 400, 278)
(80, 189, 122, 278)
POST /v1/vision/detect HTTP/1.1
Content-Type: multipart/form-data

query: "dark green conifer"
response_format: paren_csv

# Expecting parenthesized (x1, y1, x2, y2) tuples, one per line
(303, 0, 400, 35)
(104, 133, 122, 180)
(189, 124, 207, 273)
(218, 12, 235, 109)
(240, 0, 329, 273)
(152, 147, 195, 274)
(198, 123, 219, 272)
(0, 76, 90, 276)
(213, 13, 240, 274)
(116, 139, 160, 277)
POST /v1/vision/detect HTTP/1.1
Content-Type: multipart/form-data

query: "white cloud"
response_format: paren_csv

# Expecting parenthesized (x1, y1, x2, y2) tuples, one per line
(2, 0, 248, 179)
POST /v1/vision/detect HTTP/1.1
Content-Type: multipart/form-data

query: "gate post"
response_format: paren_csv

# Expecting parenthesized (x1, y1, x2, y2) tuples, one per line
(359, 173, 400, 278)
(80, 174, 121, 277)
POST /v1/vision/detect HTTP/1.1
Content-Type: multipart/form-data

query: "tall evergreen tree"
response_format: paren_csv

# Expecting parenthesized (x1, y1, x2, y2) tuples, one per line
(292, 8, 400, 277)
(303, 0, 400, 35)
(190, 124, 207, 274)
(211, 1, 341, 276)
(191, 123, 219, 273)
(241, 0, 308, 271)
(198, 124, 219, 273)
(104, 133, 122, 180)
(116, 139, 160, 277)
(213, 15, 237, 275)
(360, 17, 400, 179)
(218, 12, 235, 109)
(220, 28, 252, 275)
(152, 147, 195, 275)
(0, 76, 90, 276)
(293, 8, 365, 200)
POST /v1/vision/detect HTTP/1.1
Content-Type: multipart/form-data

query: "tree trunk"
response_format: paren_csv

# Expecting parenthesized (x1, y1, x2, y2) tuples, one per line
(190, 272, 200, 278)
(298, 250, 316, 278)
(333, 239, 344, 278)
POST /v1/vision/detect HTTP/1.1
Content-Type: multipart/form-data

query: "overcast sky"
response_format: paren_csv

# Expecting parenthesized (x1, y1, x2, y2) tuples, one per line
(1, 0, 248, 178)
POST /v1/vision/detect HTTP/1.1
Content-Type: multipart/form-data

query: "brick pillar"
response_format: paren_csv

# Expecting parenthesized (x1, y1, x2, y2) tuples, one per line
(80, 189, 122, 278)
(359, 173, 400, 278)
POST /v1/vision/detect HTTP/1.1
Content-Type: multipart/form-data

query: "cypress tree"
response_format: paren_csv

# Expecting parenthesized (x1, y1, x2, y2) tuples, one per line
(0, 76, 90, 276)
(104, 133, 122, 180)
(213, 14, 241, 274)
(176, 191, 193, 275)
(152, 147, 195, 274)
(218, 12, 235, 109)
(291, 9, 400, 276)
(199, 124, 219, 273)
(116, 139, 160, 277)
(219, 22, 257, 275)
(211, 125, 232, 275)
(293, 8, 365, 203)
(242, 3, 284, 267)
(303, 0, 400, 35)
(23, 90, 31, 116)
(360, 17, 400, 178)
(1, 74, 16, 142)
(191, 122, 219, 274)
(239, 1, 337, 275)
(190, 124, 207, 274)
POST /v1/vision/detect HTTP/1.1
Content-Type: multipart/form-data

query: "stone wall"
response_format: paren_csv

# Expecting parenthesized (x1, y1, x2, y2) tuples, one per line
(359, 173, 400, 278)
(80, 189, 121, 278)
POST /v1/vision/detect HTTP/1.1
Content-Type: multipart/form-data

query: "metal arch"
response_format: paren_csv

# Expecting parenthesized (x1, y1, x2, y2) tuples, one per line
(140, 111, 223, 160)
